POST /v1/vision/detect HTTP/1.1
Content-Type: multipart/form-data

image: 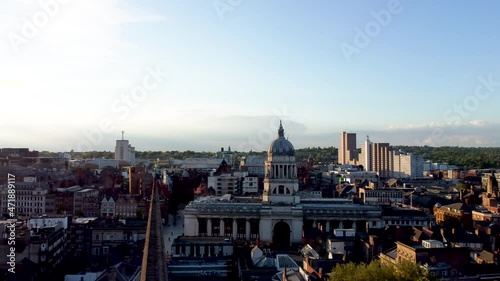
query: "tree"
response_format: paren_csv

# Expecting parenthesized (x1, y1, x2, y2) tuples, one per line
(136, 209, 144, 220)
(329, 260, 433, 281)
(76, 209, 84, 217)
(456, 182, 468, 190)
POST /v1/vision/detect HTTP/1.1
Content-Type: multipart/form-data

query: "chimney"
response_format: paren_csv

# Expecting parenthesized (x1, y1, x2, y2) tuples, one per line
(107, 266, 116, 281)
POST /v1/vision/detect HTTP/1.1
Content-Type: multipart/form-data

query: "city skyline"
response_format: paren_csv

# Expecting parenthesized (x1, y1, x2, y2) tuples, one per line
(1, 0, 500, 152)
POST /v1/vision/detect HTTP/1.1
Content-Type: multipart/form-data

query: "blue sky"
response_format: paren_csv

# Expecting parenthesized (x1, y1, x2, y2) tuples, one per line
(1, 0, 499, 152)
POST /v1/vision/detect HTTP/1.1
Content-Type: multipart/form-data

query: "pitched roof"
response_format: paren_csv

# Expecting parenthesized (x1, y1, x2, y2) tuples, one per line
(477, 250, 495, 263)
(442, 202, 468, 211)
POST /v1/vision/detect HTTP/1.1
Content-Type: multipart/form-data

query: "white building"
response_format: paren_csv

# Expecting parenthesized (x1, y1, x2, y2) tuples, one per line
(207, 171, 259, 196)
(208, 174, 239, 196)
(423, 161, 449, 172)
(0, 181, 49, 217)
(241, 176, 258, 194)
(359, 187, 404, 205)
(360, 136, 373, 172)
(393, 152, 424, 178)
(114, 132, 136, 164)
(339, 171, 379, 184)
(28, 216, 70, 230)
(100, 196, 115, 217)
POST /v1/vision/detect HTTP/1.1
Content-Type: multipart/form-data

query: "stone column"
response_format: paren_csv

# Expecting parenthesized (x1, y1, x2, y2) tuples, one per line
(339, 221, 344, 229)
(246, 219, 251, 240)
(207, 218, 212, 236)
(232, 219, 238, 238)
(220, 218, 225, 237)
(352, 221, 357, 231)
(326, 221, 330, 233)
(313, 220, 317, 228)
(199, 244, 205, 257)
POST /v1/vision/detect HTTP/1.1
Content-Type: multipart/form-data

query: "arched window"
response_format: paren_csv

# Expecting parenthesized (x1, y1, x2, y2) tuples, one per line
(285, 188, 291, 194)
(272, 187, 277, 194)
(279, 185, 285, 194)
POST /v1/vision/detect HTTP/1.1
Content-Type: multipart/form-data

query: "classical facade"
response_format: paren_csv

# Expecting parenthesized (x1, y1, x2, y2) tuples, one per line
(183, 123, 392, 248)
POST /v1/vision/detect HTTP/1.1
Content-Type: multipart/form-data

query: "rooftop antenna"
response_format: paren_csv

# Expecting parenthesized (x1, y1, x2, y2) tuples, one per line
(122, 130, 125, 140)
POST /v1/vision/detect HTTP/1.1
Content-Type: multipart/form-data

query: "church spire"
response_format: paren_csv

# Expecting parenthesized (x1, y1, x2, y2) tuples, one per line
(278, 120, 284, 138)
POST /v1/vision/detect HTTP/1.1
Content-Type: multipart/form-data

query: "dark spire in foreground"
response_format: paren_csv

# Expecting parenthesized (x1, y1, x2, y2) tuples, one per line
(140, 179, 168, 281)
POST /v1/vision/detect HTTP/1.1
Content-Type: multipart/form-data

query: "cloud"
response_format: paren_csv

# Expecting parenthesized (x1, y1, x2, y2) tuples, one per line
(385, 120, 491, 131)
(376, 121, 500, 147)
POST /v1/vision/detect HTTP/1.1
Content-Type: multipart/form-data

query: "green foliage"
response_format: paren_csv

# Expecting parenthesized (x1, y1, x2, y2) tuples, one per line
(136, 209, 144, 220)
(75, 209, 84, 217)
(394, 146, 500, 169)
(329, 260, 432, 281)
(56, 147, 339, 163)
(43, 145, 500, 169)
(456, 182, 468, 190)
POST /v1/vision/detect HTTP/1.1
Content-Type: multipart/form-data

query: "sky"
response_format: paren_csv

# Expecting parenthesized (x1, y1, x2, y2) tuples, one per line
(1, 0, 500, 152)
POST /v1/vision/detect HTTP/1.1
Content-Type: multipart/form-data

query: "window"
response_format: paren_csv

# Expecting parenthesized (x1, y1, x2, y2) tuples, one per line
(103, 246, 109, 255)
(279, 185, 285, 194)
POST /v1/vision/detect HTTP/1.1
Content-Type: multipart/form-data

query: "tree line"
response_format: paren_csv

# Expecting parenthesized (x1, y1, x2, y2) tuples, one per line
(393, 146, 500, 169)
(38, 145, 500, 169)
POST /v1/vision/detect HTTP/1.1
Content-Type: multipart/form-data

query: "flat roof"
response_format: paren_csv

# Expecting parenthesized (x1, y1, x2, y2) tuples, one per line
(173, 236, 232, 244)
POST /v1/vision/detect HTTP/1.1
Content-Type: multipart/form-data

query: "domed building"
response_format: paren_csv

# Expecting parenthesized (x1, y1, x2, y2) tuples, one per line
(263, 121, 300, 205)
(181, 122, 433, 252)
